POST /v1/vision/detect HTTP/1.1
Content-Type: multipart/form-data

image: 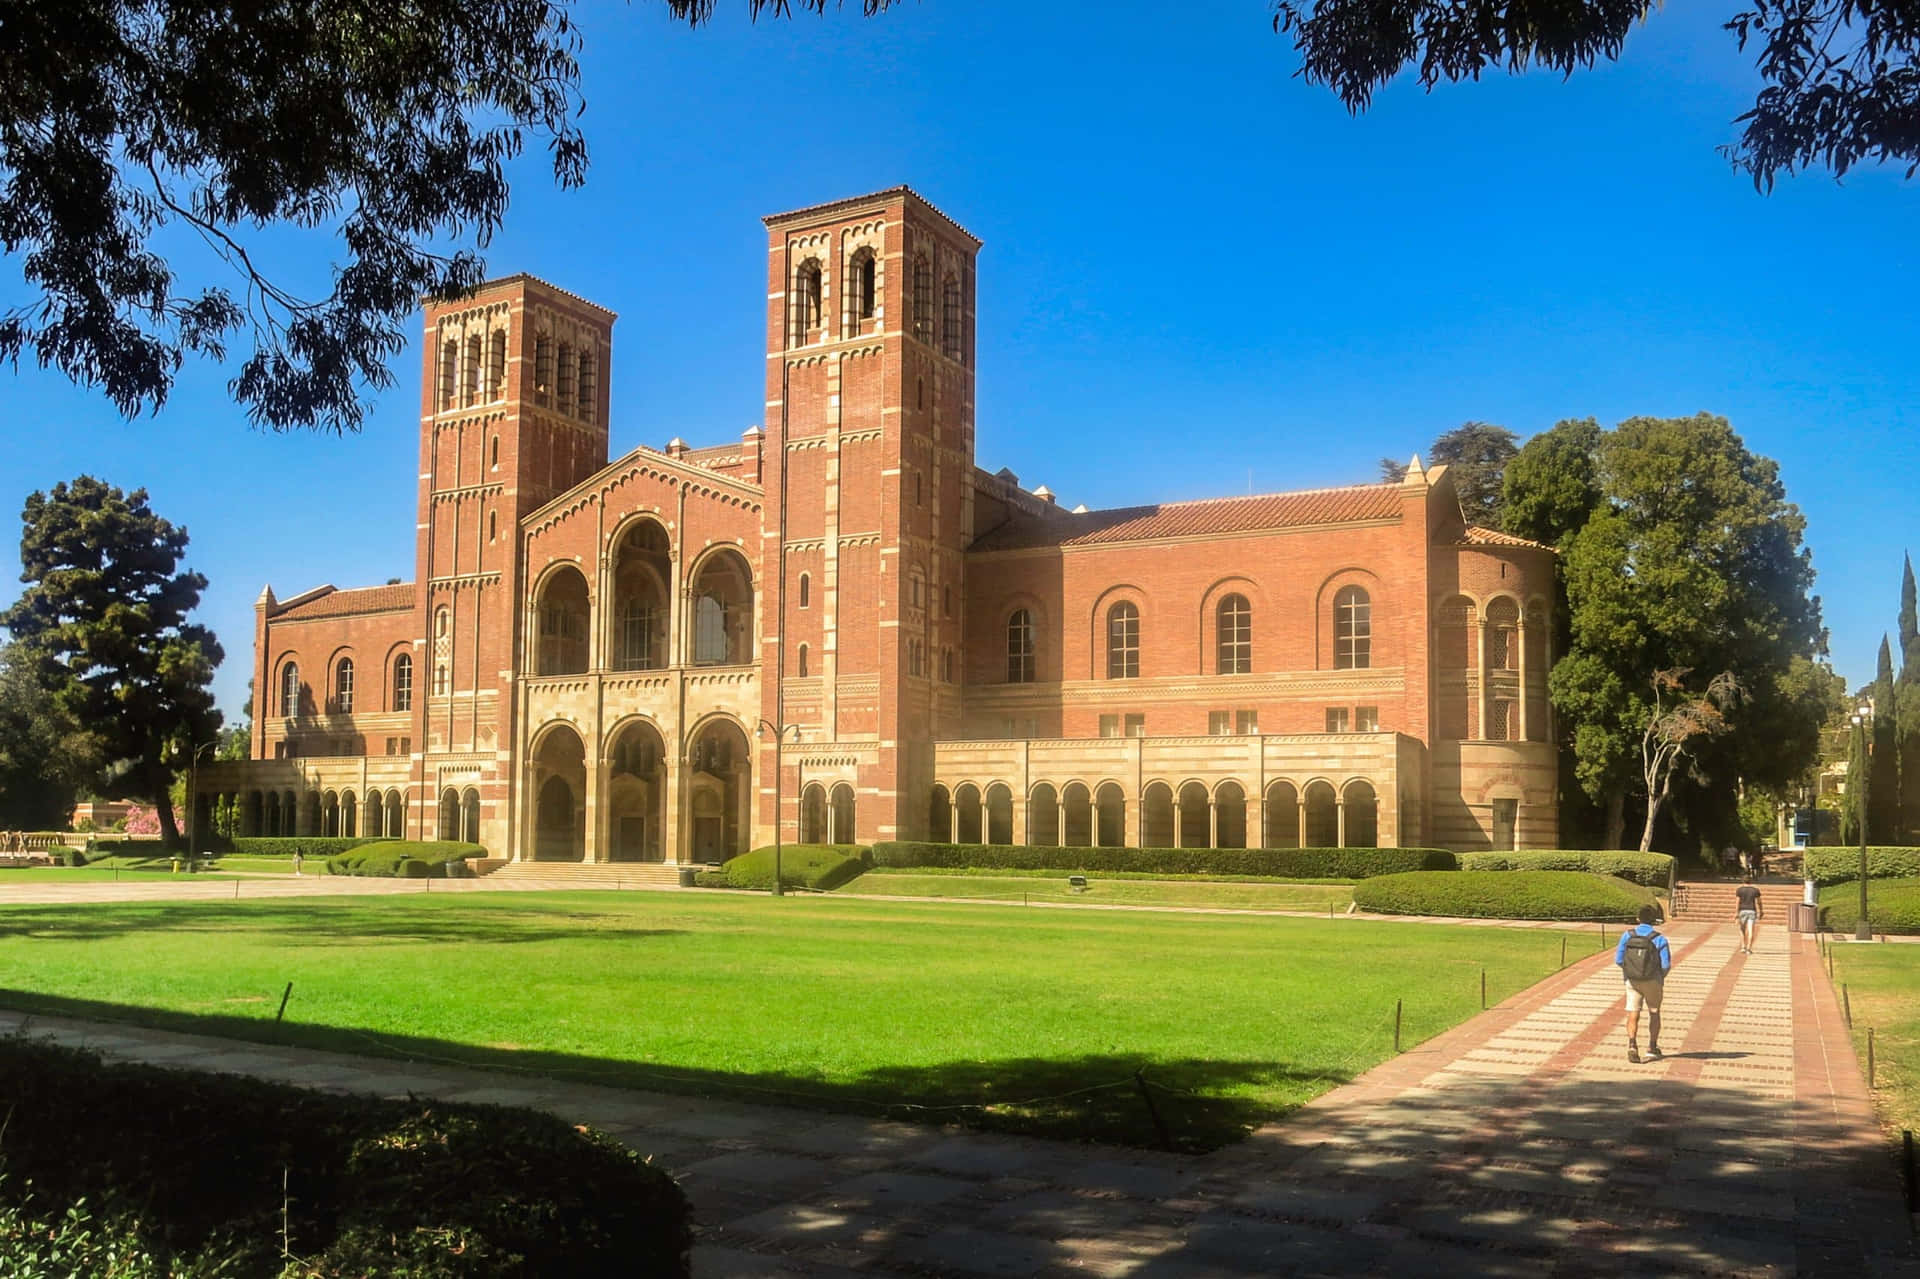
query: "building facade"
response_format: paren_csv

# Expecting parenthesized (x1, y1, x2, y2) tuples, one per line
(196, 187, 1558, 861)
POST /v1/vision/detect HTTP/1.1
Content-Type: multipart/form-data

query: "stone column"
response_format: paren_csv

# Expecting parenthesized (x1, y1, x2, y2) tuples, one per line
(949, 802, 959, 844)
(1475, 619, 1488, 741)
(583, 749, 603, 863)
(1517, 618, 1530, 742)
(1298, 799, 1308, 848)
(662, 751, 684, 865)
(1336, 799, 1347, 849)
(1208, 800, 1218, 849)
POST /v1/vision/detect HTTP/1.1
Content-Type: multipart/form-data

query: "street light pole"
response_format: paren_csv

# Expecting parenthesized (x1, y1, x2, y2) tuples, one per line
(184, 738, 218, 859)
(757, 718, 799, 897)
(1853, 703, 1873, 942)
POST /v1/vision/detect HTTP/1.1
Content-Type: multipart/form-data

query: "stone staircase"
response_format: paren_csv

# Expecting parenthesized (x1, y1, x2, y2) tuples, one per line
(480, 861, 687, 890)
(1669, 879, 1804, 920)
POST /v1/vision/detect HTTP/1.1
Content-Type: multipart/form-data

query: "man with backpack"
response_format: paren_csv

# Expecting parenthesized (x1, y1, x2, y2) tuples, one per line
(1615, 904, 1673, 1063)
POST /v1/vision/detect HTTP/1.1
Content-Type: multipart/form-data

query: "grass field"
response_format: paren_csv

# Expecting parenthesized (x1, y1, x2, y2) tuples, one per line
(1828, 942, 1920, 1139)
(0, 891, 1607, 1149)
(841, 869, 1356, 912)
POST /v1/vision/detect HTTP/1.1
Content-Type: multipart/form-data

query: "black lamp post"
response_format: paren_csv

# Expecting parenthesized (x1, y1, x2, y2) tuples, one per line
(756, 718, 799, 897)
(1852, 703, 1873, 941)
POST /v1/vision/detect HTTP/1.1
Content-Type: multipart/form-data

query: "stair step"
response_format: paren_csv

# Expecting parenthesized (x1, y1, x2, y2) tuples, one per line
(485, 862, 686, 887)
(1670, 881, 1804, 919)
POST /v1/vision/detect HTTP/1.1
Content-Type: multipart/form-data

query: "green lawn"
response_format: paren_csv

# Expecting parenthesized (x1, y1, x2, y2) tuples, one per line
(0, 892, 1607, 1149)
(1828, 942, 1920, 1139)
(0, 864, 245, 883)
(841, 869, 1356, 912)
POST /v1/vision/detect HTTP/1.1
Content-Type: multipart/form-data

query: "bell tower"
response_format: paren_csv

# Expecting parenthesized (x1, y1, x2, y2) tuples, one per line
(759, 187, 980, 845)
(412, 276, 615, 846)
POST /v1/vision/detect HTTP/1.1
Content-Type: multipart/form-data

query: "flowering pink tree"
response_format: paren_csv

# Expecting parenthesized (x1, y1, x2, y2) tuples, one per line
(122, 803, 161, 836)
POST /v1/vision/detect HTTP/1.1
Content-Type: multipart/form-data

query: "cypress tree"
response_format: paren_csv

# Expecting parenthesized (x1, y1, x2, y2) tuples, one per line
(1872, 636, 1899, 839)
(1901, 554, 1920, 839)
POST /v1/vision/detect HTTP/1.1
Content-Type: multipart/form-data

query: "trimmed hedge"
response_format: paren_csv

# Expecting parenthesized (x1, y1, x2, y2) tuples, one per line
(0, 1037, 690, 1277)
(1354, 870, 1659, 922)
(1803, 846, 1920, 885)
(1818, 877, 1920, 935)
(869, 841, 1456, 879)
(1457, 849, 1675, 887)
(716, 844, 870, 891)
(328, 840, 483, 878)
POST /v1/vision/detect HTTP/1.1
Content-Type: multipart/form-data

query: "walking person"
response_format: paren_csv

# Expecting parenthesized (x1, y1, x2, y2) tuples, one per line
(1735, 880, 1763, 954)
(1616, 904, 1673, 1064)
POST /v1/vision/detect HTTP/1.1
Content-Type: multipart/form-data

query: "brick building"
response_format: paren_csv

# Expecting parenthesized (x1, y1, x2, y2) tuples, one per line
(195, 187, 1558, 865)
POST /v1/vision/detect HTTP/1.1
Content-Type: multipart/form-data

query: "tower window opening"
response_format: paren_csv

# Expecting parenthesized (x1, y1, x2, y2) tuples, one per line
(488, 330, 507, 399)
(463, 335, 481, 406)
(912, 255, 933, 341)
(793, 258, 823, 343)
(534, 335, 553, 403)
(556, 343, 575, 411)
(848, 248, 876, 326)
(438, 340, 457, 411)
(941, 274, 962, 361)
(576, 351, 597, 423)
(798, 573, 810, 609)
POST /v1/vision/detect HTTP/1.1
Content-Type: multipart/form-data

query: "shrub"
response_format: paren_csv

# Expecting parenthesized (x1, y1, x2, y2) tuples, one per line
(1803, 846, 1920, 885)
(1458, 849, 1675, 887)
(1818, 877, 1920, 935)
(867, 842, 1455, 880)
(59, 847, 88, 867)
(329, 841, 483, 878)
(720, 844, 871, 891)
(1353, 870, 1658, 921)
(0, 1038, 691, 1277)
(692, 869, 731, 888)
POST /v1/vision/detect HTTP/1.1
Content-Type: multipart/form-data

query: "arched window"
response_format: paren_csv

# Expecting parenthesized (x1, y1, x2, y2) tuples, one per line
(798, 643, 809, 678)
(435, 606, 449, 639)
(941, 274, 962, 361)
(576, 351, 597, 423)
(533, 334, 553, 402)
(391, 654, 412, 713)
(333, 658, 354, 714)
(1486, 597, 1519, 670)
(916, 377, 925, 411)
(798, 573, 810, 609)
(1107, 602, 1140, 679)
(488, 330, 507, 399)
(488, 510, 497, 543)
(847, 248, 876, 326)
(793, 258, 823, 342)
(463, 334, 481, 406)
(912, 255, 933, 341)
(438, 340, 456, 410)
(1006, 609, 1035, 683)
(942, 648, 954, 682)
(489, 435, 499, 469)
(555, 343, 575, 411)
(1217, 594, 1251, 674)
(434, 662, 449, 697)
(1334, 586, 1371, 669)
(279, 661, 300, 717)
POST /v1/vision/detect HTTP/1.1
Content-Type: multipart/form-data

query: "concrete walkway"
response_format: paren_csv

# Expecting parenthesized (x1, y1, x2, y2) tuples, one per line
(2, 923, 1914, 1277)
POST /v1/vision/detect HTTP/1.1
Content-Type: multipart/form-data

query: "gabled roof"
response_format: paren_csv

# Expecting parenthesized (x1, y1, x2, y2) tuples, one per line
(272, 583, 414, 622)
(1458, 526, 1554, 552)
(970, 483, 1404, 553)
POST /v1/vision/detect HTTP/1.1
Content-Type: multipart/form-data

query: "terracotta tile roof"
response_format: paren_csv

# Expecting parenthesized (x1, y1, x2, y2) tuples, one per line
(1459, 526, 1554, 551)
(273, 584, 414, 622)
(971, 484, 1403, 553)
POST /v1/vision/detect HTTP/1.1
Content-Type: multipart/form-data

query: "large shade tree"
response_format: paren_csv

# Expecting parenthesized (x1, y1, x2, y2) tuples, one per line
(1272, 2, 1920, 188)
(0, 642, 100, 831)
(0, 0, 887, 434)
(1379, 421, 1521, 528)
(2, 478, 223, 846)
(1505, 413, 1828, 850)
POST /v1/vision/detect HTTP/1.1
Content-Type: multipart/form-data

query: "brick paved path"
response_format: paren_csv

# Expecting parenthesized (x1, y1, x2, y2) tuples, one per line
(3, 922, 1913, 1276)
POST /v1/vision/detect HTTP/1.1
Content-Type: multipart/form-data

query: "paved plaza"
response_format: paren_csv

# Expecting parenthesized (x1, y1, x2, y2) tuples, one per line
(1, 910, 1914, 1276)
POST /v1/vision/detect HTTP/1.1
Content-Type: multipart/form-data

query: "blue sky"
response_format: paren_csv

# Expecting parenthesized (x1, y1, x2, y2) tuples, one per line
(2, 0, 1914, 718)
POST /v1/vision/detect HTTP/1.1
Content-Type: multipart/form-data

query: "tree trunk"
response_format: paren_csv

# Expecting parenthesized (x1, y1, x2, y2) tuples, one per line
(1605, 789, 1626, 850)
(1639, 790, 1665, 853)
(154, 777, 182, 850)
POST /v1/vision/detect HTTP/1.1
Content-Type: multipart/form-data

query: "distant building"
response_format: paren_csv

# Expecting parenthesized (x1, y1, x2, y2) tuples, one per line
(195, 187, 1557, 865)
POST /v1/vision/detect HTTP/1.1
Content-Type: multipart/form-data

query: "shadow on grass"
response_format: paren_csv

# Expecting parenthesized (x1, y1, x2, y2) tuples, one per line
(0, 988, 1325, 1152)
(0, 901, 682, 948)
